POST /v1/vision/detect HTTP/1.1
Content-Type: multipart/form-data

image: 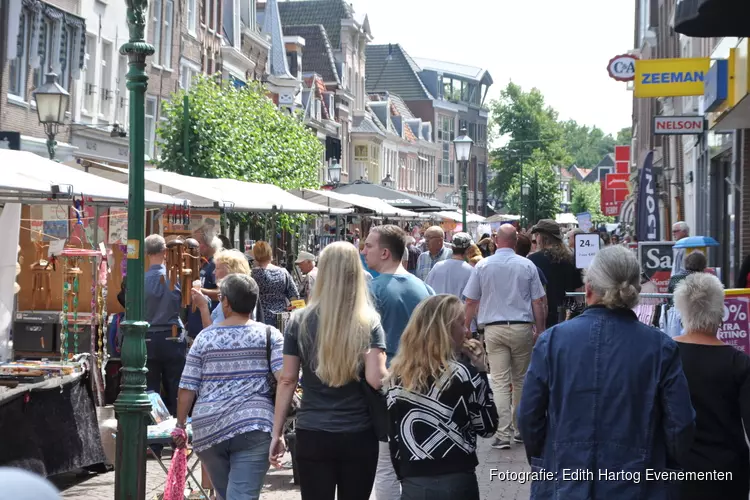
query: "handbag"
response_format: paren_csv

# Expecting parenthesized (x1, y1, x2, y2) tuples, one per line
(266, 326, 300, 416)
(360, 368, 389, 441)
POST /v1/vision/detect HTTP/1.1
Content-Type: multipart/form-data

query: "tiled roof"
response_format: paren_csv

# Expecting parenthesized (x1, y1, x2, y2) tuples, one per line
(575, 168, 592, 178)
(263, 0, 294, 78)
(352, 114, 385, 136)
(277, 0, 353, 49)
(412, 57, 493, 84)
(559, 168, 574, 179)
(284, 25, 340, 84)
(366, 44, 433, 101)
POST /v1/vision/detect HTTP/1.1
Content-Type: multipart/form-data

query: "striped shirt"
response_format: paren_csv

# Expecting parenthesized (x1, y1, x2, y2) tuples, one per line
(179, 323, 283, 452)
(415, 247, 453, 281)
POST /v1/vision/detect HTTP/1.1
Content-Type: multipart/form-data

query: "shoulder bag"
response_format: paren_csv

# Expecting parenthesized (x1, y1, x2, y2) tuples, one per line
(360, 366, 389, 441)
(266, 326, 300, 416)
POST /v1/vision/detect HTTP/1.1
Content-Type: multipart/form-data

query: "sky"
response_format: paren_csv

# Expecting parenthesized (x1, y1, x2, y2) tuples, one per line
(351, 0, 636, 137)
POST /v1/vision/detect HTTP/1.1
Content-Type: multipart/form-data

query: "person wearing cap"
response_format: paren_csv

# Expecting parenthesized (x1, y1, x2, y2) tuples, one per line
(425, 233, 474, 298)
(295, 251, 318, 302)
(529, 219, 584, 328)
(415, 226, 453, 281)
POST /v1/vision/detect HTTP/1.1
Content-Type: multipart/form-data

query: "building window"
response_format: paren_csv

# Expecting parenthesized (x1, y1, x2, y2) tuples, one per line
(83, 34, 97, 115)
(439, 142, 453, 186)
(116, 54, 128, 125)
(152, 0, 162, 65)
(180, 62, 199, 90)
(100, 40, 113, 118)
(9, 12, 30, 98)
(33, 19, 54, 92)
(437, 114, 454, 143)
(187, 0, 197, 33)
(164, 0, 174, 68)
(145, 96, 157, 158)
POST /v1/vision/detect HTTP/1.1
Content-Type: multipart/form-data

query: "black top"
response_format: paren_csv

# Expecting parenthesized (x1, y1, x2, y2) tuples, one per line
(386, 360, 498, 479)
(528, 251, 583, 328)
(677, 342, 750, 500)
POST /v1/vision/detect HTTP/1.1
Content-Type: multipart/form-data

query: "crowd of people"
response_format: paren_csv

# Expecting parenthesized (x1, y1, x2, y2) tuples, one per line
(105, 218, 750, 500)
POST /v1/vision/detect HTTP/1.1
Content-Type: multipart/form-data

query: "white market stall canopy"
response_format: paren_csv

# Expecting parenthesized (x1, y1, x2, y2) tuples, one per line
(82, 163, 350, 214)
(293, 189, 422, 218)
(556, 213, 578, 225)
(0, 150, 183, 205)
(432, 211, 486, 223)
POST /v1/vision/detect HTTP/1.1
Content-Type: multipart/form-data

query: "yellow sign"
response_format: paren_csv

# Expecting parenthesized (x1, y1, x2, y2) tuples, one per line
(634, 58, 710, 98)
(126, 239, 140, 259)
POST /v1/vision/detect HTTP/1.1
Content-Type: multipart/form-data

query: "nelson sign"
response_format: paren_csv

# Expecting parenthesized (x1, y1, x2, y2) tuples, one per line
(607, 54, 638, 82)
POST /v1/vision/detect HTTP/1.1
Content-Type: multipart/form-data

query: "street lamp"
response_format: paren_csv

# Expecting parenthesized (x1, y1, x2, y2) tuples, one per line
(115, 2, 156, 498)
(381, 173, 395, 189)
(453, 127, 473, 230)
(32, 73, 69, 160)
(522, 182, 530, 227)
(328, 159, 341, 186)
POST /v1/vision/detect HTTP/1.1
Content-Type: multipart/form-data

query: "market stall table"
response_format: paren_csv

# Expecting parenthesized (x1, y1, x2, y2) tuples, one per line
(0, 364, 107, 476)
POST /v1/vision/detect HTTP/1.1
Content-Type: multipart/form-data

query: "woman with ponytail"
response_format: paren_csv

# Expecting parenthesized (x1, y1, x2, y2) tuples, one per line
(517, 246, 696, 500)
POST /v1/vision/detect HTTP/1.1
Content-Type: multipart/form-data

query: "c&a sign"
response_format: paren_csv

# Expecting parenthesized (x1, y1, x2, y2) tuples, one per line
(634, 58, 710, 98)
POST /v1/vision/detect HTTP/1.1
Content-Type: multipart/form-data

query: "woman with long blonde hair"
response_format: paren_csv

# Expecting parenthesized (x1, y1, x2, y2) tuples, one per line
(269, 241, 387, 500)
(386, 295, 497, 500)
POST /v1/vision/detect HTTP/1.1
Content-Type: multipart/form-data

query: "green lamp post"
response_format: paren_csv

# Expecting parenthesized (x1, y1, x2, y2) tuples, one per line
(114, 1, 154, 498)
(453, 128, 474, 230)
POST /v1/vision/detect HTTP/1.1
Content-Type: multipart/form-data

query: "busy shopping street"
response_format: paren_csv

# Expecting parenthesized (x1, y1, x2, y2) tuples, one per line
(1, 0, 750, 499)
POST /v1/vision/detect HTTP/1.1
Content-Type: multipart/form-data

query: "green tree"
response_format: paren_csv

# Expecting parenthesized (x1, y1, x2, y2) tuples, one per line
(158, 76, 323, 193)
(616, 126, 632, 145)
(503, 149, 560, 225)
(569, 181, 614, 225)
(559, 120, 616, 169)
(488, 82, 571, 200)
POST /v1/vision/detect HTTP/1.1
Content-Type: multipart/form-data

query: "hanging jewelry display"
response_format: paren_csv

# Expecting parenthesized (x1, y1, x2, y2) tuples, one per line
(61, 279, 70, 360)
(91, 257, 98, 367)
(72, 269, 80, 357)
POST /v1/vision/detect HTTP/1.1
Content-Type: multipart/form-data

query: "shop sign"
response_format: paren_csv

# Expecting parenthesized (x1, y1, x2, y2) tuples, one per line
(605, 173, 630, 190)
(634, 58, 710, 98)
(704, 59, 729, 112)
(636, 152, 659, 241)
(607, 54, 638, 82)
(718, 294, 750, 354)
(71, 134, 129, 161)
(653, 116, 706, 135)
(638, 241, 674, 293)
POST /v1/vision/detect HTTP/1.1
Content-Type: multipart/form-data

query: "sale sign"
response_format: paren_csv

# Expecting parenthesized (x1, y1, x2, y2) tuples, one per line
(638, 241, 674, 293)
(718, 295, 750, 353)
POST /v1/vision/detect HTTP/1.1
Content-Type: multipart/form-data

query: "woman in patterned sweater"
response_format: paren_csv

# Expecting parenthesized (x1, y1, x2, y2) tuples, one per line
(386, 294, 498, 500)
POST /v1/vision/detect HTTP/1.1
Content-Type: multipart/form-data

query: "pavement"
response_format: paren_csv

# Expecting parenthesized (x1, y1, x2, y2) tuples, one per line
(51, 437, 531, 499)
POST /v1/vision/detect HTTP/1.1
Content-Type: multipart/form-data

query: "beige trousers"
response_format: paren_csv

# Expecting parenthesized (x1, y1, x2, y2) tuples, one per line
(484, 323, 534, 441)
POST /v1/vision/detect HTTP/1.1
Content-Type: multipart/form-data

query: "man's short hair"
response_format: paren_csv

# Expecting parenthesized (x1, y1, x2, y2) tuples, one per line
(370, 225, 407, 262)
(145, 234, 166, 256)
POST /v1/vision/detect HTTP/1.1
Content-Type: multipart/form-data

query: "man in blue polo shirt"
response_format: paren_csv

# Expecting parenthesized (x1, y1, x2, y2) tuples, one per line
(362, 224, 434, 499)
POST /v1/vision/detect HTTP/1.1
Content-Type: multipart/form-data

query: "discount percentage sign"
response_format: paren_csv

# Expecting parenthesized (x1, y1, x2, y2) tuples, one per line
(729, 303, 748, 322)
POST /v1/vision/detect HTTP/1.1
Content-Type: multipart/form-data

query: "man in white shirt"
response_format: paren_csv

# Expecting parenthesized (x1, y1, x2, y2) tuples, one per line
(671, 221, 689, 277)
(426, 232, 473, 298)
(463, 224, 546, 450)
(295, 251, 318, 301)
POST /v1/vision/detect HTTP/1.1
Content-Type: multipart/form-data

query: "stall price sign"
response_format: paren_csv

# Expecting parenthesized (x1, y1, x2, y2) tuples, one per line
(575, 233, 600, 269)
(718, 295, 750, 354)
(638, 241, 674, 293)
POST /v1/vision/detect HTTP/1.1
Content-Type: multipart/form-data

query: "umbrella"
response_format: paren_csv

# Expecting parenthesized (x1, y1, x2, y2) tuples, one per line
(673, 236, 720, 248)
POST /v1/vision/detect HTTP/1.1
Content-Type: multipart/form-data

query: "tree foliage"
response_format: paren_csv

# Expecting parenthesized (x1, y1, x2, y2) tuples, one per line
(157, 77, 323, 228)
(616, 126, 632, 146)
(559, 120, 616, 169)
(569, 181, 614, 225)
(503, 150, 560, 225)
(488, 82, 571, 211)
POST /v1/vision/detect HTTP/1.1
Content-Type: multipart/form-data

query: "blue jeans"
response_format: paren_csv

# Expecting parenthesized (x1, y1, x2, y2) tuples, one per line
(198, 431, 271, 500)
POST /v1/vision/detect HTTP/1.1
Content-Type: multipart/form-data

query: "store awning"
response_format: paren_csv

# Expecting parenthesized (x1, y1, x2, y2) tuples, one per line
(556, 213, 578, 225)
(0, 150, 183, 206)
(333, 182, 451, 211)
(207, 179, 351, 215)
(674, 0, 750, 37)
(431, 211, 486, 223)
(293, 189, 422, 218)
(82, 163, 350, 214)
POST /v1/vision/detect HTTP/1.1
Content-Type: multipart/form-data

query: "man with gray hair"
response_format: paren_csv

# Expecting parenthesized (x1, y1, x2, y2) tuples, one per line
(671, 221, 690, 277)
(144, 234, 187, 418)
(415, 225, 452, 281)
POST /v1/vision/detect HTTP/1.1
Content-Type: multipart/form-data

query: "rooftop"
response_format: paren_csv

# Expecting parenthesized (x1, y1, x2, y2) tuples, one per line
(283, 24, 340, 84)
(413, 57, 493, 85)
(277, 0, 354, 48)
(365, 44, 433, 101)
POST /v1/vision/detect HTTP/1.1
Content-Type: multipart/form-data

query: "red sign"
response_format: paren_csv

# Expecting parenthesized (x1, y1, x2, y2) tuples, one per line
(605, 173, 630, 190)
(653, 116, 705, 135)
(616, 161, 629, 174)
(719, 295, 750, 354)
(615, 145, 631, 163)
(614, 189, 629, 202)
(600, 182, 620, 216)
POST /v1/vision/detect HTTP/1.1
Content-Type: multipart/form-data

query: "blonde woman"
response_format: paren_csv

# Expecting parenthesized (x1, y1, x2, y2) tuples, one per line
(386, 295, 497, 500)
(191, 249, 264, 328)
(269, 242, 387, 500)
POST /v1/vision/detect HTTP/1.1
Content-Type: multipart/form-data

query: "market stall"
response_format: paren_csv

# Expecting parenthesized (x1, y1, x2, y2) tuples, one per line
(0, 150, 185, 476)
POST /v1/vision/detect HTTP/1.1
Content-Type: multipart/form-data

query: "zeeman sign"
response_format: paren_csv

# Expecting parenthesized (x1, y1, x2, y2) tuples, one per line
(634, 58, 711, 98)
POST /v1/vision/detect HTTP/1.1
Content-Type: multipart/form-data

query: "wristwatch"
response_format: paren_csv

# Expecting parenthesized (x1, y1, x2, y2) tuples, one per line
(176, 421, 187, 429)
